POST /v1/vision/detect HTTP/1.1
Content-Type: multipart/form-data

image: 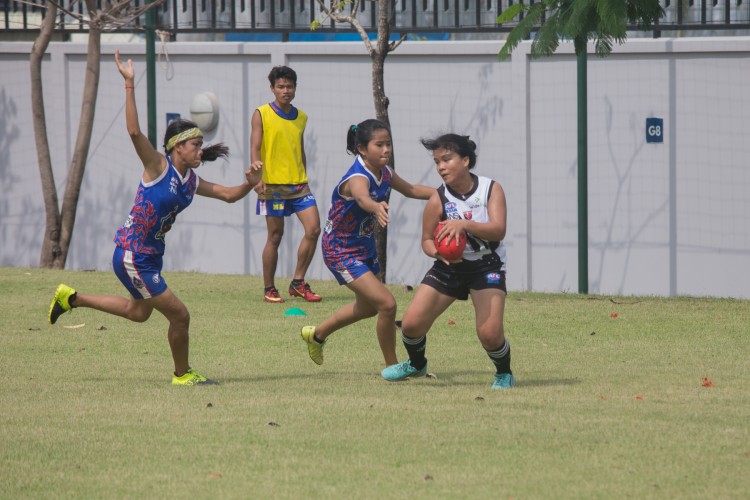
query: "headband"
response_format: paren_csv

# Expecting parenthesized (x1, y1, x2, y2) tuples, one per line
(166, 127, 203, 152)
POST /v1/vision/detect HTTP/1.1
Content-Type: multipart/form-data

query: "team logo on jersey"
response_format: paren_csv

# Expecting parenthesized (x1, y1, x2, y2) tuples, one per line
(486, 272, 501, 284)
(132, 276, 145, 289)
(152, 274, 161, 284)
(464, 212, 473, 219)
(359, 216, 375, 237)
(169, 176, 179, 195)
(155, 207, 179, 241)
(324, 219, 333, 234)
(445, 202, 457, 210)
(123, 215, 134, 228)
(273, 202, 285, 211)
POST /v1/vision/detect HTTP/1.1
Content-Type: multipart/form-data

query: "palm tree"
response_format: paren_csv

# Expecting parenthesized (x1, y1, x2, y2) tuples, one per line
(497, 0, 664, 294)
(497, 0, 664, 60)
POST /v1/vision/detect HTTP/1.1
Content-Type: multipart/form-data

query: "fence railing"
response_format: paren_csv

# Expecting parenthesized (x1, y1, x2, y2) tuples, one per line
(3, 1, 750, 36)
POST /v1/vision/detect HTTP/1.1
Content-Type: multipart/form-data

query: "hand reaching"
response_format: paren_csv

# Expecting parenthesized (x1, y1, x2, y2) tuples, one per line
(375, 201, 389, 228)
(245, 164, 263, 188)
(114, 49, 134, 83)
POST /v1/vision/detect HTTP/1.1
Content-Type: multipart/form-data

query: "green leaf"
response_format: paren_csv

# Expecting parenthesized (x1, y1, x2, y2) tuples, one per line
(496, 3, 528, 24)
(497, 3, 547, 61)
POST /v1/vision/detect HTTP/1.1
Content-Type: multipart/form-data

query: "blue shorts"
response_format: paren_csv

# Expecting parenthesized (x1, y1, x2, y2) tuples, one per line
(112, 246, 168, 299)
(256, 194, 317, 217)
(325, 254, 380, 285)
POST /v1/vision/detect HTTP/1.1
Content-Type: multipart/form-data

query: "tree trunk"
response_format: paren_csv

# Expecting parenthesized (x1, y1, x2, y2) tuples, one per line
(31, 1, 61, 268)
(57, 5, 102, 268)
(373, 0, 393, 283)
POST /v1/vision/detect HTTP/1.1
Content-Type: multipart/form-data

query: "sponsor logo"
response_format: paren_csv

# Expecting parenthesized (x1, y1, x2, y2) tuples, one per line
(123, 215, 134, 228)
(486, 272, 501, 284)
(445, 202, 457, 210)
(273, 202, 285, 211)
(169, 177, 179, 195)
(324, 219, 333, 234)
(447, 213, 461, 220)
(152, 274, 161, 284)
(463, 211, 473, 220)
(132, 277, 145, 289)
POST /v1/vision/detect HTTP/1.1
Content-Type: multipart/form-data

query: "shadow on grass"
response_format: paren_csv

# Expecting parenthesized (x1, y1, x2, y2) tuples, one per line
(390, 371, 582, 389)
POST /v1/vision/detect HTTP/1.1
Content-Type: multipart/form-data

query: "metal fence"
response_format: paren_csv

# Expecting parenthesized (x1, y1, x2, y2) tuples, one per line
(3, 0, 750, 37)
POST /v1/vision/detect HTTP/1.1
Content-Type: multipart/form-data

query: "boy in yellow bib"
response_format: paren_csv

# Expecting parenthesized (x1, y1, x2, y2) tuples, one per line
(251, 66, 322, 303)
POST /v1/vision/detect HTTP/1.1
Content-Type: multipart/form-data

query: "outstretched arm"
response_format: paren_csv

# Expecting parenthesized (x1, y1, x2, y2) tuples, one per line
(342, 176, 390, 228)
(196, 164, 263, 203)
(115, 49, 164, 181)
(390, 171, 435, 200)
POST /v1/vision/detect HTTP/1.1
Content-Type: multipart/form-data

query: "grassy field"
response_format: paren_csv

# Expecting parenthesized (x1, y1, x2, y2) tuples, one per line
(1, 267, 749, 499)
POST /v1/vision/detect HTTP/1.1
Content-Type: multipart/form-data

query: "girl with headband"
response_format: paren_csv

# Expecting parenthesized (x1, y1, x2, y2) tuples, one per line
(48, 49, 262, 386)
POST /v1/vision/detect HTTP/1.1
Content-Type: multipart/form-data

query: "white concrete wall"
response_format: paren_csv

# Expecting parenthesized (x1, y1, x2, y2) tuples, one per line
(1, 38, 748, 298)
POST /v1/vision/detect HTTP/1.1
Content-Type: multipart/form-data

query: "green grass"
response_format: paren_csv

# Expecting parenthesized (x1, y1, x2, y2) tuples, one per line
(1, 267, 749, 499)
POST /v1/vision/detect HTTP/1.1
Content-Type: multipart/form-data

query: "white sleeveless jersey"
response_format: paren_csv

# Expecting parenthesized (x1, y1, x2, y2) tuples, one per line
(438, 174, 507, 270)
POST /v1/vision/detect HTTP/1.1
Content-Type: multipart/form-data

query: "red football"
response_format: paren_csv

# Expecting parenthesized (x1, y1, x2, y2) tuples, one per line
(433, 223, 467, 261)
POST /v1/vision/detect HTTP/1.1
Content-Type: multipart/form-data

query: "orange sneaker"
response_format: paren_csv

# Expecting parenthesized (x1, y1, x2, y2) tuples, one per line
(263, 286, 285, 303)
(289, 281, 322, 302)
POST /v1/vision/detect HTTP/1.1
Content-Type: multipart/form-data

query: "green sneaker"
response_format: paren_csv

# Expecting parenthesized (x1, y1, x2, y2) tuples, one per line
(171, 368, 218, 386)
(381, 359, 427, 381)
(49, 284, 77, 325)
(491, 373, 516, 390)
(301, 326, 324, 365)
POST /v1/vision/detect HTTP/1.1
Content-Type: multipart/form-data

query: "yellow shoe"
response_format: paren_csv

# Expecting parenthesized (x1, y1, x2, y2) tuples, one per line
(49, 284, 77, 325)
(301, 326, 324, 365)
(171, 368, 218, 386)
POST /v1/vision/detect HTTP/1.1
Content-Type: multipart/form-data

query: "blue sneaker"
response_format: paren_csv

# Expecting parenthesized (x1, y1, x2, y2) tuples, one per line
(491, 373, 516, 390)
(381, 359, 427, 381)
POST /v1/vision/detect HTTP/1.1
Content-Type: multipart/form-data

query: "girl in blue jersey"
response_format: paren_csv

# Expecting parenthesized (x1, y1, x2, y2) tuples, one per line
(381, 134, 515, 390)
(300, 119, 434, 372)
(48, 49, 262, 386)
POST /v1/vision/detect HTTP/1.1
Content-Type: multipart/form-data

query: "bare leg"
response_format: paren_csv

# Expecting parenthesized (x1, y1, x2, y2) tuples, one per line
(74, 289, 191, 375)
(73, 293, 154, 322)
(469, 288, 507, 350)
(262, 216, 285, 288)
(400, 284, 456, 339)
(292, 205, 321, 280)
(315, 272, 398, 365)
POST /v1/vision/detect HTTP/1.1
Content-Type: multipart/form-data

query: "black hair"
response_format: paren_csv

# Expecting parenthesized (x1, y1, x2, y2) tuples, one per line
(268, 66, 298, 86)
(163, 118, 229, 162)
(346, 119, 391, 156)
(420, 133, 477, 169)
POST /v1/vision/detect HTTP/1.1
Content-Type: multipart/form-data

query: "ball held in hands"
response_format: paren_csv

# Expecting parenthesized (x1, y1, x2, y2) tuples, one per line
(433, 222, 466, 261)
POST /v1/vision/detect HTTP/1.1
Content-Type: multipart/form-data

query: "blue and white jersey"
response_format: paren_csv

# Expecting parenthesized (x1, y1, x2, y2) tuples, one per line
(322, 155, 392, 262)
(114, 156, 199, 255)
(439, 173, 507, 270)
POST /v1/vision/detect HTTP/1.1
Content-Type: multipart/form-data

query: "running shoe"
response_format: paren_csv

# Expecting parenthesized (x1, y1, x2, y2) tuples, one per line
(381, 359, 428, 381)
(491, 373, 516, 390)
(263, 286, 285, 303)
(300, 326, 324, 365)
(289, 281, 322, 302)
(172, 368, 218, 386)
(48, 284, 76, 325)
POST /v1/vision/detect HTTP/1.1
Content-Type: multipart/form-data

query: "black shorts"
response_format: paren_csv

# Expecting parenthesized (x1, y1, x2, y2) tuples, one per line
(421, 253, 507, 301)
